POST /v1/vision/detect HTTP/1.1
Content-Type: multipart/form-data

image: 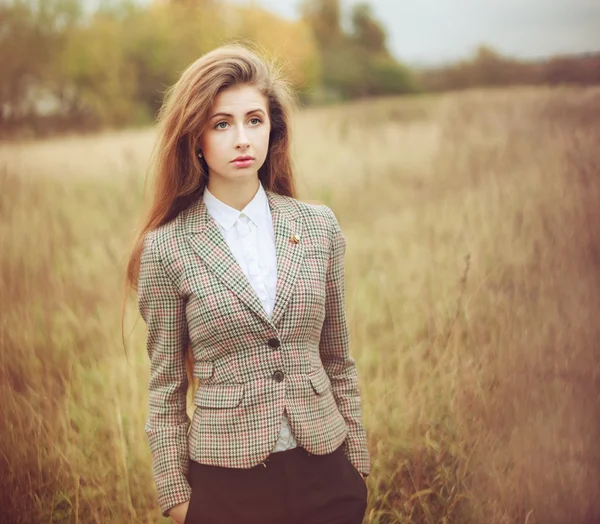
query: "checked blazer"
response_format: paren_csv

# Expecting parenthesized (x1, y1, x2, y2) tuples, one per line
(138, 189, 371, 516)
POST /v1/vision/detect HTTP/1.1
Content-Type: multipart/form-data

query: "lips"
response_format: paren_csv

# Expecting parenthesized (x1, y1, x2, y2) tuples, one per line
(231, 156, 255, 168)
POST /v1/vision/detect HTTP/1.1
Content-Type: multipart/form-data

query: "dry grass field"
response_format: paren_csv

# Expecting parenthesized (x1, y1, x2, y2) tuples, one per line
(1, 86, 599, 524)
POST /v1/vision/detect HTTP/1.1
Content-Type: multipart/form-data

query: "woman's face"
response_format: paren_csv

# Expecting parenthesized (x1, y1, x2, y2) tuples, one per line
(199, 84, 271, 185)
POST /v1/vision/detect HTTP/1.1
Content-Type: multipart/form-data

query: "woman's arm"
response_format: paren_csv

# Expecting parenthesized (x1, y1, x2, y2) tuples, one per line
(319, 207, 371, 477)
(138, 231, 192, 517)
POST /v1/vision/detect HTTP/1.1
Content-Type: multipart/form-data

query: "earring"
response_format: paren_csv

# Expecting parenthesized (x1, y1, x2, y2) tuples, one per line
(197, 151, 203, 159)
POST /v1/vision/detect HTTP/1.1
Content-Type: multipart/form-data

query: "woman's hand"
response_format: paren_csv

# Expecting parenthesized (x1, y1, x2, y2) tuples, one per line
(169, 500, 190, 524)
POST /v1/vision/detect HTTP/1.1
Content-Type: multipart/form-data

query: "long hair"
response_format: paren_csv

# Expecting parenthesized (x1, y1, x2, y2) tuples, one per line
(123, 43, 298, 392)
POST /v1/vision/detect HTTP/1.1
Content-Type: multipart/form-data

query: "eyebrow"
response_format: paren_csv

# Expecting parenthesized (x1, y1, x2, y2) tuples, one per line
(210, 108, 266, 120)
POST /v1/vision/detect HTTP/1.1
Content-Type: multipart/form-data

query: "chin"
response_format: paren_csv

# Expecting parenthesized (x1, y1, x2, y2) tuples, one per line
(227, 170, 260, 182)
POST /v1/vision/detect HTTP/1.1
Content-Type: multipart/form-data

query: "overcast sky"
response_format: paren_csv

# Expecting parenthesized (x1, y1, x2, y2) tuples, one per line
(235, 0, 600, 65)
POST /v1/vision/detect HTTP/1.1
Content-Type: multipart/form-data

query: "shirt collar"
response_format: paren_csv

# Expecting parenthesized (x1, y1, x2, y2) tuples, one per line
(203, 181, 270, 231)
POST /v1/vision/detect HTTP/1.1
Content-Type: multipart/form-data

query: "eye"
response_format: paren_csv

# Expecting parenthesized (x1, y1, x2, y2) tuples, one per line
(214, 121, 228, 130)
(249, 117, 262, 125)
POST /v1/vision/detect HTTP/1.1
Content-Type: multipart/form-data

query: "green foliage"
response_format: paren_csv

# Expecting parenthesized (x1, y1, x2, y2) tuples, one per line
(0, 0, 321, 137)
(0, 0, 80, 130)
(368, 56, 420, 95)
(6, 0, 597, 137)
(299, 0, 343, 49)
(350, 2, 387, 55)
(58, 13, 137, 127)
(300, 0, 419, 102)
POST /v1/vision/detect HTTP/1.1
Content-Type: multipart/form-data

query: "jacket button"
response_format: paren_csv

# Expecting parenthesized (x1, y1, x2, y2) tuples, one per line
(272, 370, 285, 382)
(267, 338, 280, 349)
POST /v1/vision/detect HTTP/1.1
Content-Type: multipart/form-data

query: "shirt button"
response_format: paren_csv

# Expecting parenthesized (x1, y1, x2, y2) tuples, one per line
(267, 338, 281, 349)
(272, 370, 285, 382)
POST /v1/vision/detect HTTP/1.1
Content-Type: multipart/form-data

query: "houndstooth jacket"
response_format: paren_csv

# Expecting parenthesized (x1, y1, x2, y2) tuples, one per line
(138, 189, 371, 516)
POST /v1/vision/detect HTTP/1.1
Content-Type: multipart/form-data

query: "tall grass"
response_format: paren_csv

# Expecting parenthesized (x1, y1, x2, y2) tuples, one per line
(1, 86, 599, 523)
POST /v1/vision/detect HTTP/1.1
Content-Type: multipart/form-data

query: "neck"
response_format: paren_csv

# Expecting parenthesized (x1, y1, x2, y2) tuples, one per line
(206, 176, 260, 211)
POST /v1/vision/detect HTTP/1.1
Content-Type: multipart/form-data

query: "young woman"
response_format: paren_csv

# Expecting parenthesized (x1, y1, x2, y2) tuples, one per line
(126, 44, 371, 524)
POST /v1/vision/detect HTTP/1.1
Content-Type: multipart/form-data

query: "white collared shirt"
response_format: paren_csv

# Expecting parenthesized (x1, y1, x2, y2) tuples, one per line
(202, 181, 298, 453)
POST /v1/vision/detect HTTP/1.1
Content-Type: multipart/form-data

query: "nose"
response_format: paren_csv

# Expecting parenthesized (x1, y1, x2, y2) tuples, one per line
(235, 124, 250, 150)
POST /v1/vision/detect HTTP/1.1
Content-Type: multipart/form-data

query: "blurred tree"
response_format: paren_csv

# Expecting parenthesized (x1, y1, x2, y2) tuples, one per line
(350, 2, 387, 56)
(417, 44, 600, 92)
(471, 45, 514, 86)
(367, 56, 419, 95)
(545, 54, 600, 85)
(117, 1, 224, 122)
(118, 4, 179, 122)
(224, 4, 322, 101)
(0, 0, 80, 133)
(300, 0, 417, 101)
(299, 0, 352, 101)
(299, 0, 342, 49)
(56, 11, 136, 127)
(2, 0, 599, 137)
(349, 3, 417, 97)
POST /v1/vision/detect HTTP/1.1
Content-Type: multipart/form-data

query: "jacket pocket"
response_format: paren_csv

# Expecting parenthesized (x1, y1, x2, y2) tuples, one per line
(308, 366, 332, 395)
(193, 383, 244, 408)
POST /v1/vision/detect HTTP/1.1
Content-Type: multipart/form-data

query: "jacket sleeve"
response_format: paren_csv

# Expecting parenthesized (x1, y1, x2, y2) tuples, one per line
(138, 231, 192, 516)
(319, 207, 371, 477)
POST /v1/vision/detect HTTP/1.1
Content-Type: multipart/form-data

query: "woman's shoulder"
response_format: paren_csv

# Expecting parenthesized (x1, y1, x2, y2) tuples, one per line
(269, 193, 343, 245)
(271, 192, 339, 226)
(142, 213, 187, 262)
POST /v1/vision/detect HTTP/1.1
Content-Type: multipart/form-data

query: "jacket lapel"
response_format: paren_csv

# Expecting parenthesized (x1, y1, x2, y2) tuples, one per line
(184, 188, 304, 328)
(267, 190, 305, 326)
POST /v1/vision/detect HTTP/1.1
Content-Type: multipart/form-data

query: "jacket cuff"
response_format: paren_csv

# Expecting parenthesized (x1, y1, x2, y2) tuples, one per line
(343, 437, 371, 477)
(159, 476, 192, 518)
